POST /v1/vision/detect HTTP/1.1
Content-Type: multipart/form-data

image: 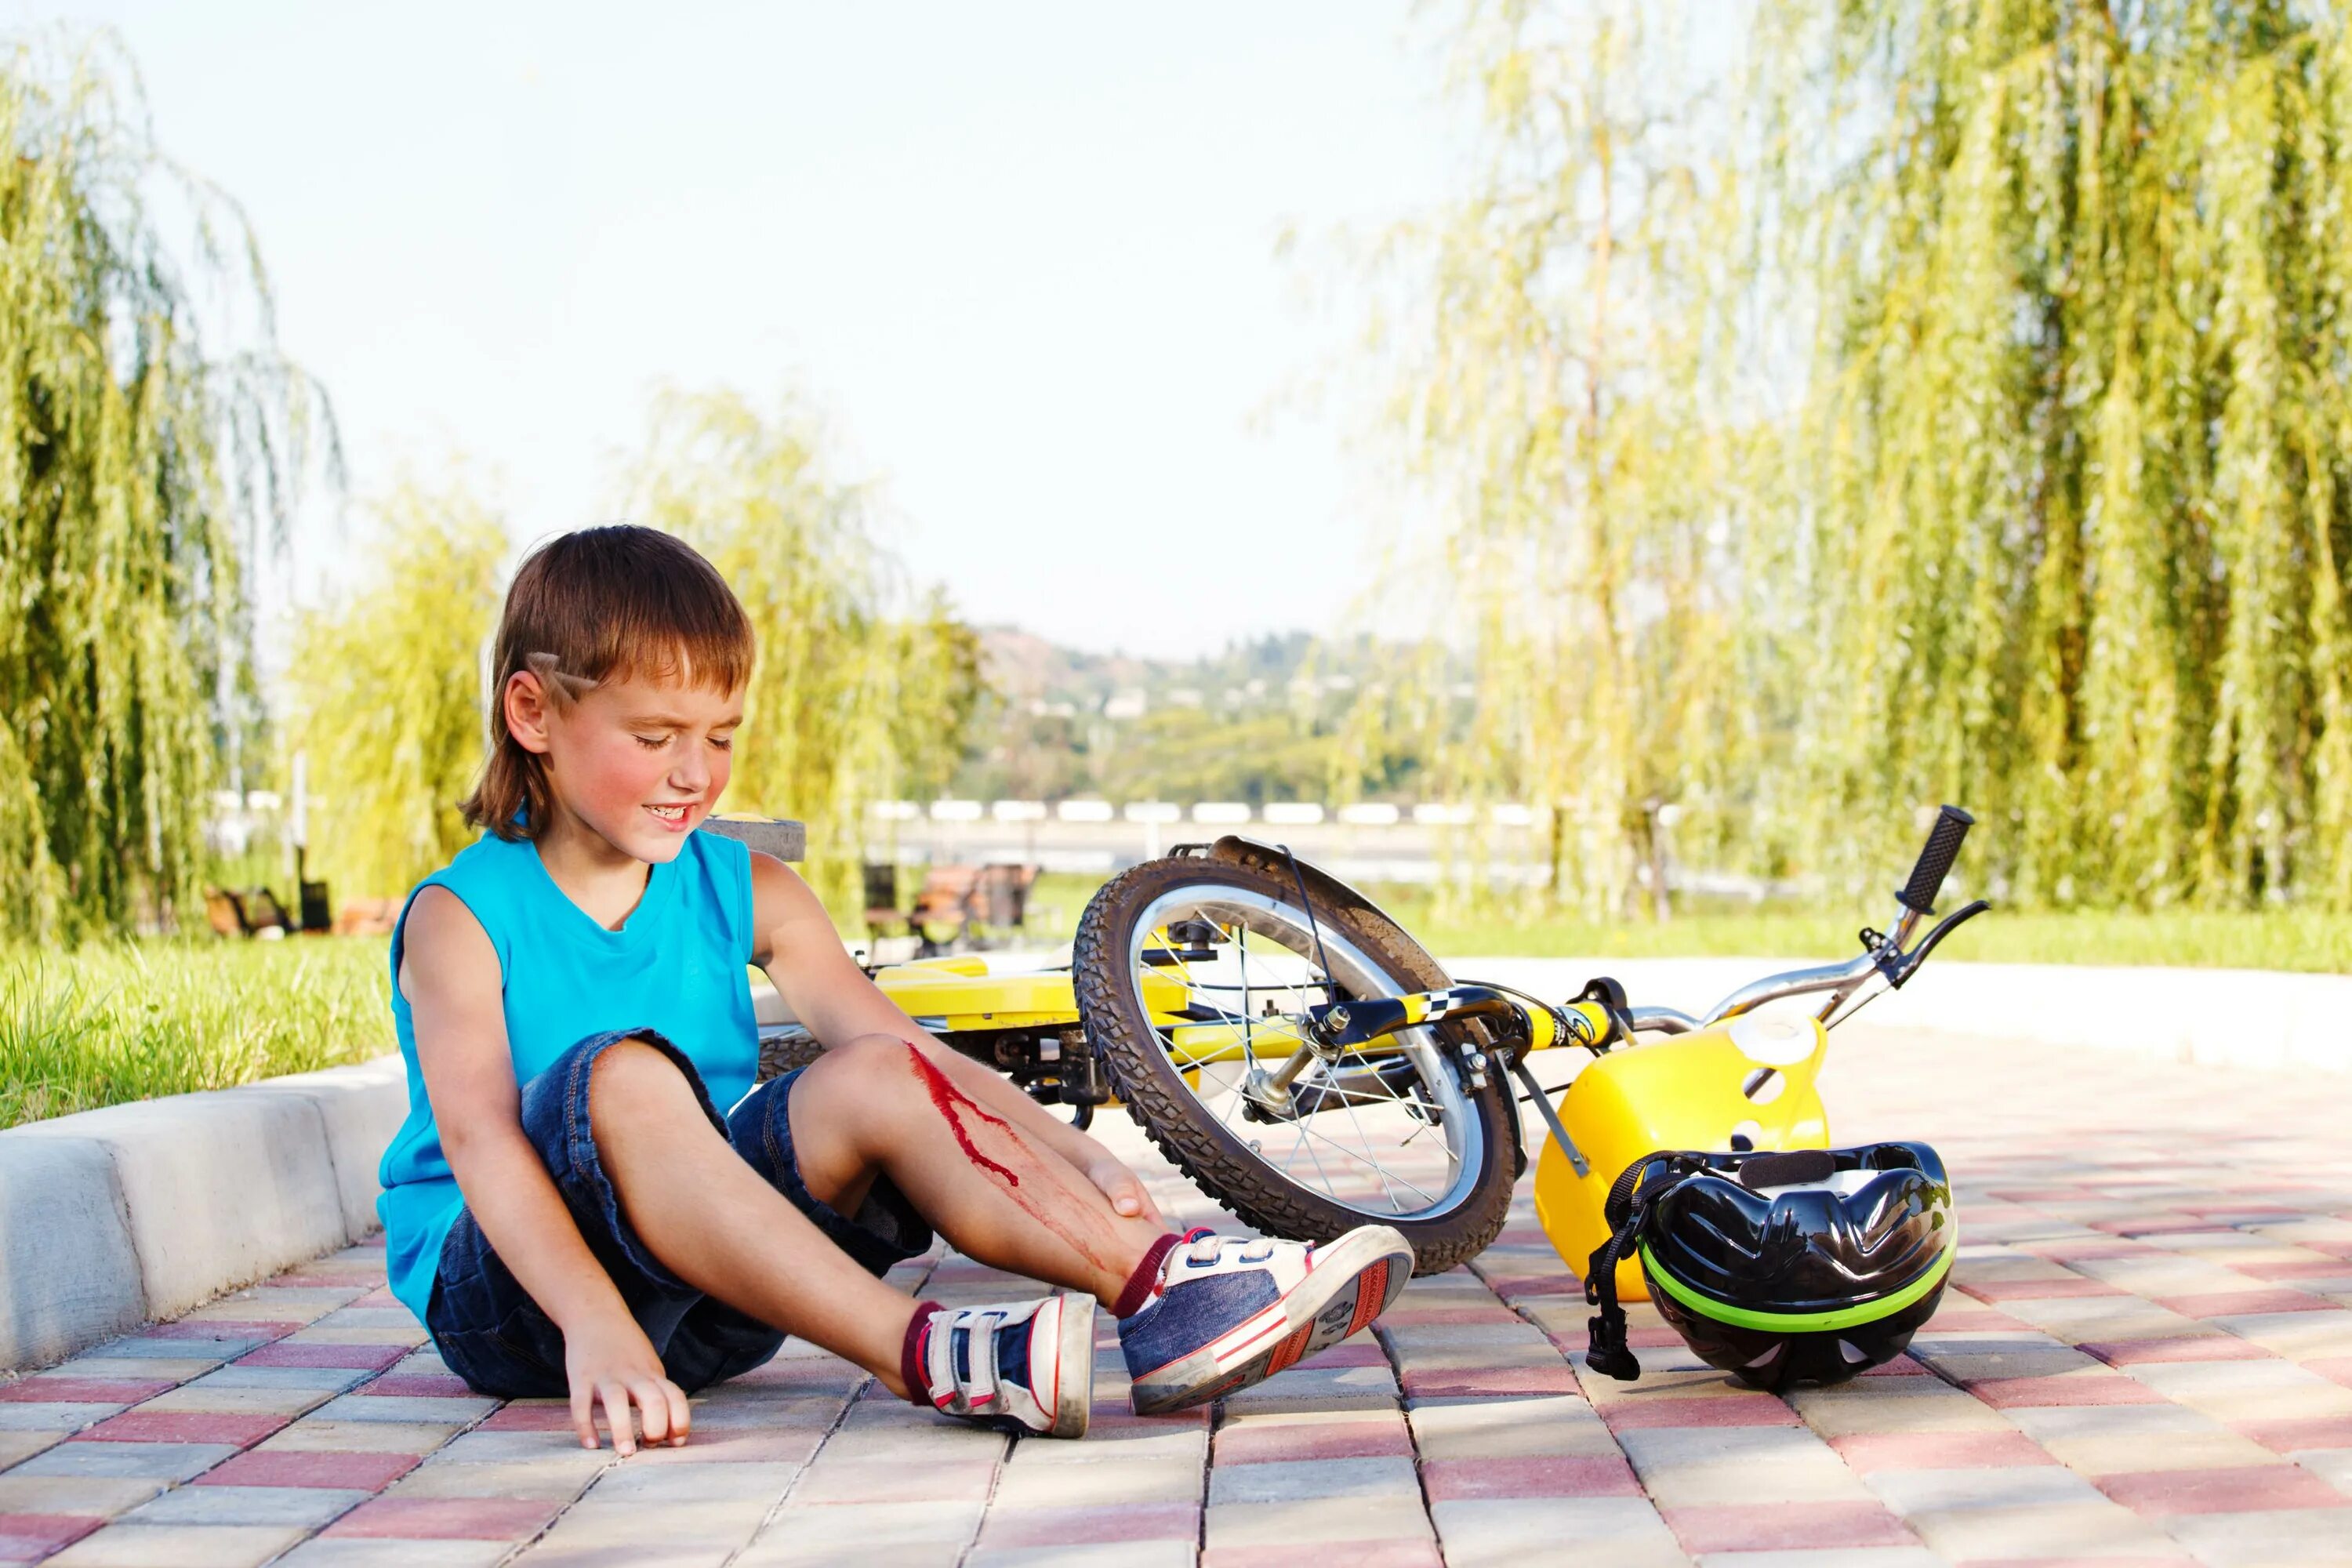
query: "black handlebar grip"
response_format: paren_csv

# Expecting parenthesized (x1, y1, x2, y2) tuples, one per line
(1897, 805, 1974, 914)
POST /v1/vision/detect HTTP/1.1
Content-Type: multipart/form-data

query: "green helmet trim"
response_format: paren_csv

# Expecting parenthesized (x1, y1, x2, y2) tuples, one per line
(1639, 1232, 1956, 1334)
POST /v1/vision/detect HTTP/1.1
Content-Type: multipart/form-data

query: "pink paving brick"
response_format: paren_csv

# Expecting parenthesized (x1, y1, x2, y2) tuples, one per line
(2091, 1214, 2214, 1236)
(2020, 1239, 2167, 1261)
(1830, 1430, 2061, 1472)
(0, 1515, 101, 1560)
(1420, 1454, 1641, 1501)
(2154, 1289, 2332, 1318)
(477, 1403, 579, 1432)
(2307, 1358, 2352, 1389)
(1599, 1396, 1802, 1430)
(1958, 1276, 2126, 1303)
(978, 1503, 1200, 1548)
(355, 1374, 476, 1398)
(239, 1341, 409, 1370)
(2096, 1465, 2348, 1515)
(78, 1410, 290, 1447)
(2238, 1260, 2352, 1283)
(1966, 1374, 2168, 1409)
(0, 1377, 174, 1403)
(2082, 1336, 2278, 1367)
(1305, 1341, 1390, 1368)
(2234, 1414, 2352, 1452)
(1664, 1501, 1918, 1553)
(1862, 1356, 1932, 1377)
(143, 1319, 292, 1341)
(1204, 1543, 1442, 1568)
(1213, 1421, 1412, 1464)
(194, 1449, 424, 1490)
(1399, 1364, 1579, 1399)
(1474, 1276, 1580, 1300)
(1083, 1407, 1213, 1438)
(324, 1497, 564, 1540)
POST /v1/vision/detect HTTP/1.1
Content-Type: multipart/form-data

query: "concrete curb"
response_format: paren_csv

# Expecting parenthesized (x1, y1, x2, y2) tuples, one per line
(0, 1054, 406, 1371)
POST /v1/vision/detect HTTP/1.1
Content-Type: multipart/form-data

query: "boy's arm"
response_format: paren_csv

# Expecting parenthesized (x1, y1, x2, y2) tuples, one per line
(747, 853, 1167, 1229)
(401, 886, 691, 1454)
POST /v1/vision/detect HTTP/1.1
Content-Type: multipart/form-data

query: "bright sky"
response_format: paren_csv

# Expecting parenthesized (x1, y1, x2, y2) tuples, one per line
(15, 2, 1462, 658)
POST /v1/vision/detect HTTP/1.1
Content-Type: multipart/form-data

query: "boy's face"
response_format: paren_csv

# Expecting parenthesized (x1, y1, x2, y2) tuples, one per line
(511, 664, 745, 862)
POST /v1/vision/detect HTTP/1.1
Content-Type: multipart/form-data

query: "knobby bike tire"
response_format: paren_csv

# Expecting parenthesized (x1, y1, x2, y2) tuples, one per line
(1073, 854, 1517, 1276)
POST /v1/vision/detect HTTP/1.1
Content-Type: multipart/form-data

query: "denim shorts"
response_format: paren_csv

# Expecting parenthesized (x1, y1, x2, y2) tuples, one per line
(425, 1027, 933, 1398)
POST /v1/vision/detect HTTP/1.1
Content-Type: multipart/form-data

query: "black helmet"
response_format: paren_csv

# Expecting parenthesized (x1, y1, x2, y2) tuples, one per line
(1584, 1142, 1955, 1391)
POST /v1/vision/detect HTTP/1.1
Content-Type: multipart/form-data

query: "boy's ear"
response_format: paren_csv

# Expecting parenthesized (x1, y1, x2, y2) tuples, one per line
(505, 670, 556, 756)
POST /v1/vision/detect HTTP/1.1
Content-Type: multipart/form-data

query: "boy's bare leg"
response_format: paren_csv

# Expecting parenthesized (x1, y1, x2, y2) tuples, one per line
(586, 1041, 923, 1393)
(784, 1033, 1167, 1304)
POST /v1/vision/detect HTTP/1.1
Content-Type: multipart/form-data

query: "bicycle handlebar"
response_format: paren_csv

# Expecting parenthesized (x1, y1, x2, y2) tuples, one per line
(1898, 804, 1974, 916)
(1633, 804, 1986, 1034)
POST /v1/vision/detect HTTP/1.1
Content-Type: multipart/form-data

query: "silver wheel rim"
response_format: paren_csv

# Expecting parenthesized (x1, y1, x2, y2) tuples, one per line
(1123, 882, 1483, 1221)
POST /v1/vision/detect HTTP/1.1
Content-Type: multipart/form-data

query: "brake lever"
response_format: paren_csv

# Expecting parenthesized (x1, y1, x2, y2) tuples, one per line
(1889, 899, 1990, 987)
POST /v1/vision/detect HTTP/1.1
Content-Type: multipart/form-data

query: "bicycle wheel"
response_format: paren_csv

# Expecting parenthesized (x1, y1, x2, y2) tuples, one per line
(1073, 850, 1518, 1274)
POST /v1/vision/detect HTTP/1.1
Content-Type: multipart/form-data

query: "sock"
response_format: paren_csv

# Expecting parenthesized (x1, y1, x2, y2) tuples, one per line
(900, 1300, 943, 1405)
(1111, 1232, 1184, 1320)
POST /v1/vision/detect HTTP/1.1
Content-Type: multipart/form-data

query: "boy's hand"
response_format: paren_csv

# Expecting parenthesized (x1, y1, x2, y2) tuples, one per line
(1081, 1145, 1167, 1230)
(564, 1309, 691, 1455)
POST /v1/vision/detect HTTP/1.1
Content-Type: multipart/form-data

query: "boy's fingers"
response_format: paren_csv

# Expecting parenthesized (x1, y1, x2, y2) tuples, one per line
(631, 1380, 670, 1444)
(661, 1379, 691, 1446)
(600, 1383, 636, 1456)
(570, 1386, 599, 1450)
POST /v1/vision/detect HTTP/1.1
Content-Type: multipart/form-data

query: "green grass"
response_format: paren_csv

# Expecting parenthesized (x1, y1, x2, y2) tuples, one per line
(1380, 895, 2352, 971)
(0, 938, 395, 1130)
(1012, 873, 2352, 973)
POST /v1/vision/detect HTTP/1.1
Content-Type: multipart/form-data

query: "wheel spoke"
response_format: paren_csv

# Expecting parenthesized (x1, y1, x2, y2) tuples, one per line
(1109, 880, 1480, 1225)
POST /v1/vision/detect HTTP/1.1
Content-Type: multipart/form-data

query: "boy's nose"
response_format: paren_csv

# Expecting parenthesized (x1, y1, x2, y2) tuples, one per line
(670, 749, 711, 793)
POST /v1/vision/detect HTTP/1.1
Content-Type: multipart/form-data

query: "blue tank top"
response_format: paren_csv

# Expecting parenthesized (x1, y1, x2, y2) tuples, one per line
(376, 827, 759, 1323)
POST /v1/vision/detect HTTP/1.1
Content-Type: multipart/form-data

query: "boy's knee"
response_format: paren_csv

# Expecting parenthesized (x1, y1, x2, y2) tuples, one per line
(801, 1033, 939, 1125)
(588, 1036, 702, 1128)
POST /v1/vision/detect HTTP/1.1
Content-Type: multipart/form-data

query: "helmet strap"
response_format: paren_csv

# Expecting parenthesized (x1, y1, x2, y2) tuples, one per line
(1583, 1152, 1692, 1383)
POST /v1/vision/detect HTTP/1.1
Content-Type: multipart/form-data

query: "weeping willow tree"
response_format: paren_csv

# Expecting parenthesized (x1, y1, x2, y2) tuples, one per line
(1764, 0, 2352, 909)
(1363, 0, 1758, 916)
(622, 388, 984, 910)
(1388, 0, 2352, 912)
(285, 473, 506, 901)
(0, 35, 325, 941)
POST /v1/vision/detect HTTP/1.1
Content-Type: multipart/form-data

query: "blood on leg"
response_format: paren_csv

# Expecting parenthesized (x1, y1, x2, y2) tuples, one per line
(901, 1040, 1117, 1274)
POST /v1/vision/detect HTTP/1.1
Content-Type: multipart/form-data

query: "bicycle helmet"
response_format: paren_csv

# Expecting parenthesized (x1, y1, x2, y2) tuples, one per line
(1584, 1142, 1955, 1391)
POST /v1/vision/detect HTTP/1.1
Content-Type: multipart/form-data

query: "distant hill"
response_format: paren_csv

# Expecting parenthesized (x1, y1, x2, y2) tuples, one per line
(951, 627, 1435, 805)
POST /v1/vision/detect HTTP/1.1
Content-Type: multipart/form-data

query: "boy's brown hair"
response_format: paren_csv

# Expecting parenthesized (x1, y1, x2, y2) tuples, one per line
(463, 525, 755, 840)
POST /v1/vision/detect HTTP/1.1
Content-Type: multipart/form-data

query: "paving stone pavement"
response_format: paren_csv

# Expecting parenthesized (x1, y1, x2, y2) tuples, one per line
(4, 1024, 2352, 1566)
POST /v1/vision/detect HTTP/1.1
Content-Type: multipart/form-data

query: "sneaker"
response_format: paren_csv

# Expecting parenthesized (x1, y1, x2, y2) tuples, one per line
(912, 1294, 1095, 1438)
(1119, 1225, 1414, 1415)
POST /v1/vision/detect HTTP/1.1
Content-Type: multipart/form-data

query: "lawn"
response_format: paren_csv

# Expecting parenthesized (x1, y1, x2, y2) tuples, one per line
(0, 938, 394, 1130)
(1020, 872, 2352, 972)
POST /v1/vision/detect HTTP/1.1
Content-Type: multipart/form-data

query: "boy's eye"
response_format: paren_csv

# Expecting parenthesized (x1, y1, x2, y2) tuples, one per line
(632, 734, 669, 750)
(711, 735, 735, 752)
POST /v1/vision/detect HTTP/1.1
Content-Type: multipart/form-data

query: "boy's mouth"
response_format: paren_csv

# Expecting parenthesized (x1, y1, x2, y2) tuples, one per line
(644, 803, 695, 830)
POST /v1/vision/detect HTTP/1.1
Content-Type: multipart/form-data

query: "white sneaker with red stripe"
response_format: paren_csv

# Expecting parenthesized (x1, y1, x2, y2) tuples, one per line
(913, 1294, 1095, 1438)
(1117, 1225, 1414, 1415)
